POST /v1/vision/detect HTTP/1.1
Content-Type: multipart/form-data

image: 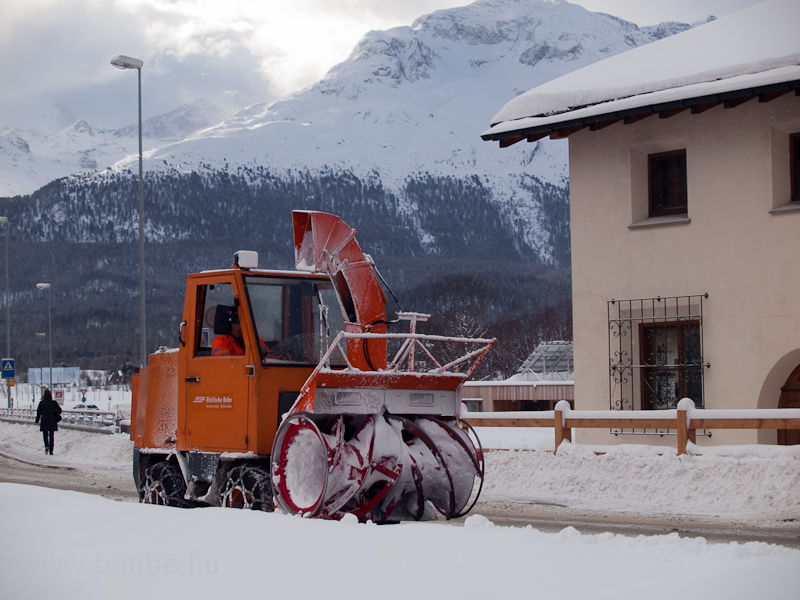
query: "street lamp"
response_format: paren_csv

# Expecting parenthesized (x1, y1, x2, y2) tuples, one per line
(36, 283, 52, 389)
(111, 54, 147, 367)
(0, 217, 9, 408)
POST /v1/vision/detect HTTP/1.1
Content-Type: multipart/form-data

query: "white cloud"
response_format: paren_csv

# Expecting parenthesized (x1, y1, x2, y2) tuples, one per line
(0, 0, 763, 133)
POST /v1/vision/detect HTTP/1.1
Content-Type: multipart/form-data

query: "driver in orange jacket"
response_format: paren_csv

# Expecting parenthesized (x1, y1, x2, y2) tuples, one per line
(212, 312, 269, 357)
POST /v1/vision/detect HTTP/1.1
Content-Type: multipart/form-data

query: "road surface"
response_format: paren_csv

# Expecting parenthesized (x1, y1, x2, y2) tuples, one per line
(0, 451, 137, 502)
(1, 450, 797, 548)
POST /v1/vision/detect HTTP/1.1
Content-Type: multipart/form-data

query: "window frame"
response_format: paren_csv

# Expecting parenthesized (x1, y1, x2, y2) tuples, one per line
(242, 275, 346, 367)
(791, 132, 800, 203)
(648, 149, 688, 218)
(639, 320, 703, 411)
(193, 280, 238, 357)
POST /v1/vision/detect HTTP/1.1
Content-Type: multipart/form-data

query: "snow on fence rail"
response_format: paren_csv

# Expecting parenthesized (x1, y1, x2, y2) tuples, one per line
(0, 407, 119, 434)
(462, 398, 800, 455)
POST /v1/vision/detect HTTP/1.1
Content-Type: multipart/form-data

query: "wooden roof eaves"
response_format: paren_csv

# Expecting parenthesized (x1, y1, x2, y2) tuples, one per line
(483, 78, 800, 147)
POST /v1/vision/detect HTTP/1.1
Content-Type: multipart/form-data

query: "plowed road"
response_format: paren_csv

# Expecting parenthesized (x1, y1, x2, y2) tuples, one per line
(1, 452, 797, 548)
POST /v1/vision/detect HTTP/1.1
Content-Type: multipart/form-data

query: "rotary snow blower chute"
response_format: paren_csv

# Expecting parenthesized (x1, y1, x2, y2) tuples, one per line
(271, 211, 493, 522)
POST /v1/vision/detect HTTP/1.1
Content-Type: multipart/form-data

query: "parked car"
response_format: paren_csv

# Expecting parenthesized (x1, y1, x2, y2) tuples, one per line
(72, 404, 100, 410)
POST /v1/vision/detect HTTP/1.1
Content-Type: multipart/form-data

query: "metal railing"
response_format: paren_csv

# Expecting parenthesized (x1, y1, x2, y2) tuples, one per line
(315, 328, 496, 379)
(0, 407, 120, 434)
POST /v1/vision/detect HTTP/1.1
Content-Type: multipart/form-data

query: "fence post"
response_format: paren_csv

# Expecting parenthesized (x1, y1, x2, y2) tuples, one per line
(677, 408, 688, 455)
(676, 398, 696, 455)
(554, 400, 571, 454)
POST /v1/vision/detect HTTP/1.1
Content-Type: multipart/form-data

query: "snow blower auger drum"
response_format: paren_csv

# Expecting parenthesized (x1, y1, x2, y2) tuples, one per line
(271, 410, 484, 522)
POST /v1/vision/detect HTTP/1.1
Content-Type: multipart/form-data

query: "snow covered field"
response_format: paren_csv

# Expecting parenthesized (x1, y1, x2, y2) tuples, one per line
(1, 420, 799, 599)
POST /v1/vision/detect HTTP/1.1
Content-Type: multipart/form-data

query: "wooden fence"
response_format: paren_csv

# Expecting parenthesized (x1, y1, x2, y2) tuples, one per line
(462, 398, 800, 455)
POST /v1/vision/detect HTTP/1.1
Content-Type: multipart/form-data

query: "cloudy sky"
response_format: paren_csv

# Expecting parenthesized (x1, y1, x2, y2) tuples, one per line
(0, 0, 764, 134)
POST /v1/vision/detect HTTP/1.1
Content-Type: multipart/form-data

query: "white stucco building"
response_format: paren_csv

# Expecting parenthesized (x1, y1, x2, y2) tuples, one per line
(483, 0, 800, 446)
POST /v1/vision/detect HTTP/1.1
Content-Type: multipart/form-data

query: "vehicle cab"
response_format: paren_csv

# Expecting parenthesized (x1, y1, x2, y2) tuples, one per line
(176, 251, 346, 455)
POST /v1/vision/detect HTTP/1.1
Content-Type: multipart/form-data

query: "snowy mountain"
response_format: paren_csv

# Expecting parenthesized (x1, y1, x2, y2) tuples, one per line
(0, 100, 229, 197)
(2, 2, 705, 226)
(0, 0, 707, 369)
(115, 99, 228, 142)
(125, 0, 704, 263)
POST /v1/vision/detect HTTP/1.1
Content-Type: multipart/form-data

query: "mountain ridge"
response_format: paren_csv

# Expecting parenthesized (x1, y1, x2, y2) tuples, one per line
(1, 0, 708, 203)
(0, 0, 707, 373)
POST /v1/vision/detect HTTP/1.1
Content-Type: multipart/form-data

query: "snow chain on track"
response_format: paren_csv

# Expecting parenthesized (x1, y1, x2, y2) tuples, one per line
(141, 462, 195, 508)
(220, 464, 274, 511)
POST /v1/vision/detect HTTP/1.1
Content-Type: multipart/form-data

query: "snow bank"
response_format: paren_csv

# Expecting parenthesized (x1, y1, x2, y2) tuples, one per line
(2, 418, 800, 597)
(473, 425, 555, 450)
(3, 419, 799, 526)
(0, 421, 132, 467)
(483, 445, 800, 521)
(0, 483, 797, 600)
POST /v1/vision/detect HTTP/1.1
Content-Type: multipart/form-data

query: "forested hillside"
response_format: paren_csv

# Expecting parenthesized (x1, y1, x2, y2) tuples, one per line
(1, 167, 570, 379)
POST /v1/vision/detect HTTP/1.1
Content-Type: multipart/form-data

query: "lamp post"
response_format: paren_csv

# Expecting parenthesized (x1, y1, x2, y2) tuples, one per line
(110, 54, 147, 367)
(0, 217, 8, 408)
(35, 332, 46, 390)
(36, 283, 52, 389)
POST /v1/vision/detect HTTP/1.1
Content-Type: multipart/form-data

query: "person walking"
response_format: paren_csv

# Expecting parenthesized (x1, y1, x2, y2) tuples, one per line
(35, 389, 62, 455)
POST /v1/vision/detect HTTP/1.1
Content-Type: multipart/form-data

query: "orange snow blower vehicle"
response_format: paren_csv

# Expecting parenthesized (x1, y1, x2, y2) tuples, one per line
(131, 210, 494, 522)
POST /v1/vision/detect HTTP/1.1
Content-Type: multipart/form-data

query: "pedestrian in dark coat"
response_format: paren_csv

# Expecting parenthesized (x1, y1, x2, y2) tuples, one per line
(35, 389, 61, 455)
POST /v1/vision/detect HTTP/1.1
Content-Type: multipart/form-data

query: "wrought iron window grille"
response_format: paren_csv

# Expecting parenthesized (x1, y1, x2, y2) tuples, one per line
(608, 294, 710, 437)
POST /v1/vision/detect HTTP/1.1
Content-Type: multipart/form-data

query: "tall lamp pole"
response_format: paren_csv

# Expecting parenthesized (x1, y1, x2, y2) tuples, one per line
(110, 54, 147, 367)
(36, 283, 52, 390)
(35, 332, 46, 393)
(0, 217, 8, 408)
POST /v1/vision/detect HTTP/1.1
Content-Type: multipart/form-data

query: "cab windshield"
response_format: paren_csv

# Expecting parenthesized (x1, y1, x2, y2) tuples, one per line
(244, 276, 346, 366)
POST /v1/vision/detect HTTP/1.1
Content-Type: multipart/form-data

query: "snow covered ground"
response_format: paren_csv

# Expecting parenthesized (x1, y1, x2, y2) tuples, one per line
(0, 420, 798, 599)
(9, 382, 131, 411)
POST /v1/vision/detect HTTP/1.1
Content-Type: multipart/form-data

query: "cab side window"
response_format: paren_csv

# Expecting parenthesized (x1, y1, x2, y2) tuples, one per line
(194, 282, 236, 356)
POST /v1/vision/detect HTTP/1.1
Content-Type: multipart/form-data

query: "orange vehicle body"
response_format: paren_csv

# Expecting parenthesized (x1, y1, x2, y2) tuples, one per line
(131, 269, 328, 456)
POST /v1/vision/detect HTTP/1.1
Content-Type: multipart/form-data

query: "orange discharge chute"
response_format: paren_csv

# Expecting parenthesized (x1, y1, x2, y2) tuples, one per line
(292, 210, 388, 370)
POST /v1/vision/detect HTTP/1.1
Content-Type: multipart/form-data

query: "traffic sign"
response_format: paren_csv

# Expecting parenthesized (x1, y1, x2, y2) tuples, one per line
(1, 358, 14, 379)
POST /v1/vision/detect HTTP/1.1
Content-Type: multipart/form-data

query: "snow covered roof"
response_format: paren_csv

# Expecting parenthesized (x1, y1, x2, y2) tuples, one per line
(517, 340, 572, 373)
(482, 0, 800, 145)
(509, 340, 573, 382)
